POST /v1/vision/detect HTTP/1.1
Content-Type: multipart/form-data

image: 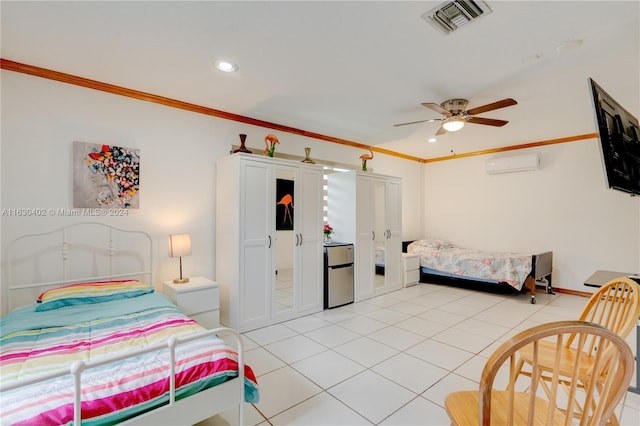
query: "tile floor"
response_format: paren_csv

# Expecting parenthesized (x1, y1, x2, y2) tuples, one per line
(202, 282, 640, 425)
(275, 268, 295, 310)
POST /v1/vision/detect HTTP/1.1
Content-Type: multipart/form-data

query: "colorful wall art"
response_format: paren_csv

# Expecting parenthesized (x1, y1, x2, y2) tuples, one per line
(276, 178, 294, 230)
(73, 141, 140, 208)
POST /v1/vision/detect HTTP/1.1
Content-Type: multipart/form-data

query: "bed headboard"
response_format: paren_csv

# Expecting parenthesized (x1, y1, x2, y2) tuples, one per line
(6, 222, 153, 312)
(402, 241, 415, 253)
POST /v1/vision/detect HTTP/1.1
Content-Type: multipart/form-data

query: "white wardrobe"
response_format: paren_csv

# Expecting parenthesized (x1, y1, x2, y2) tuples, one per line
(327, 170, 402, 301)
(215, 153, 324, 332)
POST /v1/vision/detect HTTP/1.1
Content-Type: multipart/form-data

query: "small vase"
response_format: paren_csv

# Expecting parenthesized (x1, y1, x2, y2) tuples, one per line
(233, 134, 252, 154)
(324, 234, 332, 244)
(302, 147, 315, 164)
(362, 159, 368, 171)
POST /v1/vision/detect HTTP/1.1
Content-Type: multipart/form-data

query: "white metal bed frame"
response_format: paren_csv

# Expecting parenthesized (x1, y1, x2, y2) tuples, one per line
(6, 222, 153, 311)
(2, 223, 247, 425)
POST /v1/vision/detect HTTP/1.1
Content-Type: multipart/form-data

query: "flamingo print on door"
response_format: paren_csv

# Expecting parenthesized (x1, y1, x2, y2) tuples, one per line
(276, 179, 294, 230)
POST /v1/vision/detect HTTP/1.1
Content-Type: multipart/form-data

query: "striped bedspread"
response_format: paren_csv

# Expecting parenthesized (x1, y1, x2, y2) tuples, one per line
(0, 293, 259, 425)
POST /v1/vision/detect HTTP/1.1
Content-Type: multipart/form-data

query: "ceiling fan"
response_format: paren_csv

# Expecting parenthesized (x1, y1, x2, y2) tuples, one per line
(394, 98, 517, 135)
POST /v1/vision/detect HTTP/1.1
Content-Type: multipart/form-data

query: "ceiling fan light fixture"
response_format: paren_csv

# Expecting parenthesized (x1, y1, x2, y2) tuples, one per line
(442, 117, 465, 132)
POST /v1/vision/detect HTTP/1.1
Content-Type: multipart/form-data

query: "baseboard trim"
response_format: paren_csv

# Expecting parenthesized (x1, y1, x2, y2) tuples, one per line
(541, 286, 592, 298)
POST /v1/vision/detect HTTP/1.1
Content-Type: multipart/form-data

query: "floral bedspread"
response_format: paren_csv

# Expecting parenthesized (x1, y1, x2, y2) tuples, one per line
(407, 239, 533, 290)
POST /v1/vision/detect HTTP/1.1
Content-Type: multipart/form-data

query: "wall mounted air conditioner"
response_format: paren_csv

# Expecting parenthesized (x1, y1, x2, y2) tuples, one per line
(485, 153, 540, 174)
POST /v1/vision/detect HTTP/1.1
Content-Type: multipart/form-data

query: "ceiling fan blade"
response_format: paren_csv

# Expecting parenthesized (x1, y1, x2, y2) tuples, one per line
(466, 117, 509, 127)
(393, 118, 440, 127)
(466, 98, 517, 116)
(435, 125, 448, 136)
(422, 102, 451, 116)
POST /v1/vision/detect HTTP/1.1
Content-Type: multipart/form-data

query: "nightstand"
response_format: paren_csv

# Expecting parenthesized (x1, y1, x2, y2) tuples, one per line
(163, 276, 220, 329)
(402, 253, 420, 288)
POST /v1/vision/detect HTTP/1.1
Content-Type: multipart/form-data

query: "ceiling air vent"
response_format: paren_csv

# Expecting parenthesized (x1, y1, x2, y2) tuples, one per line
(421, 0, 492, 35)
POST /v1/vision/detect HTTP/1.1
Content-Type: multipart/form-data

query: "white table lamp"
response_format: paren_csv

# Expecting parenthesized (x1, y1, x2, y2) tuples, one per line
(169, 233, 191, 283)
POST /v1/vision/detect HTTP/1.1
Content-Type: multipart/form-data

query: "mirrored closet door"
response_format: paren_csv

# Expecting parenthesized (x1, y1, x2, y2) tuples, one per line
(327, 170, 402, 302)
(216, 153, 323, 333)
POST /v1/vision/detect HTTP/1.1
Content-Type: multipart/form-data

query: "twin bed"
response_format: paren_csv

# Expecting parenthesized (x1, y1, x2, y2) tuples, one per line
(0, 224, 553, 423)
(1, 223, 259, 425)
(406, 239, 553, 303)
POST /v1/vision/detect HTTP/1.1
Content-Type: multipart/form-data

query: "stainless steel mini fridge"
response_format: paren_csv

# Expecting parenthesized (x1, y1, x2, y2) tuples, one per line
(323, 243, 354, 309)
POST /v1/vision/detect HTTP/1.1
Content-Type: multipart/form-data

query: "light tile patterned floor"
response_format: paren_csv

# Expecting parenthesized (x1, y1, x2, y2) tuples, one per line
(200, 282, 640, 425)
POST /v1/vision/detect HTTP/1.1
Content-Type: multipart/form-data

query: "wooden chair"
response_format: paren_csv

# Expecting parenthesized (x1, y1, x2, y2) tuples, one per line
(444, 320, 634, 426)
(514, 277, 640, 424)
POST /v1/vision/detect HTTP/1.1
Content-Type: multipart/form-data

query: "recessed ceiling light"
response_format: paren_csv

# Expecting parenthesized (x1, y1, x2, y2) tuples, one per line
(214, 60, 238, 73)
(428, 138, 437, 143)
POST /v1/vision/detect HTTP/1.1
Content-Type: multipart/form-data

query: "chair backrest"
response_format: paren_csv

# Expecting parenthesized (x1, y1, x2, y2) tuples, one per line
(571, 277, 640, 372)
(580, 277, 640, 335)
(479, 320, 634, 426)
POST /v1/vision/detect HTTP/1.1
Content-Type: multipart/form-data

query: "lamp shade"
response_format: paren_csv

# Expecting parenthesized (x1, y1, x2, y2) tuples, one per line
(169, 234, 192, 258)
(442, 117, 465, 132)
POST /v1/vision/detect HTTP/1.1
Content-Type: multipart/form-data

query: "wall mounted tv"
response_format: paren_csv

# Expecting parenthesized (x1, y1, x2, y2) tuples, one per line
(589, 78, 640, 196)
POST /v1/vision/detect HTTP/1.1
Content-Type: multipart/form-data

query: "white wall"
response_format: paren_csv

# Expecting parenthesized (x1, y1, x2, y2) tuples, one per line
(0, 71, 422, 314)
(423, 143, 640, 293)
(4, 69, 636, 312)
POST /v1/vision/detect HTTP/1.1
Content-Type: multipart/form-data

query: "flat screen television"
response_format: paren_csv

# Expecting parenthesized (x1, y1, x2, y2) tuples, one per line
(589, 78, 640, 196)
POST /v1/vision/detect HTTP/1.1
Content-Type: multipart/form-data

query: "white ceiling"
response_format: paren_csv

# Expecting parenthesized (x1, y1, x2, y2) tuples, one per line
(2, 1, 638, 160)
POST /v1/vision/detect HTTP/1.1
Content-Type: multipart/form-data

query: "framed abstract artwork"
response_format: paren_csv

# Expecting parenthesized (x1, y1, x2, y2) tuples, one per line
(73, 141, 140, 208)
